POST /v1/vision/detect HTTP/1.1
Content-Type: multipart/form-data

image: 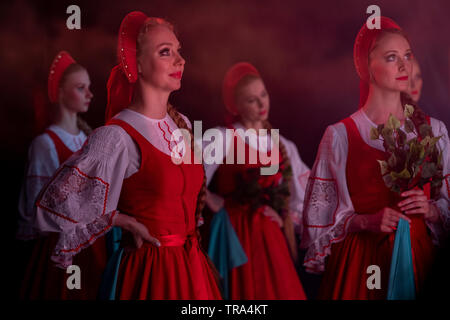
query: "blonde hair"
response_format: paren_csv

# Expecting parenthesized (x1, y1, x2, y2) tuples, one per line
(137, 17, 175, 58)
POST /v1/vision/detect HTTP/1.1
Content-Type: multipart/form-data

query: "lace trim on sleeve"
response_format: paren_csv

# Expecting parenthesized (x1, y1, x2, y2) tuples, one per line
(303, 212, 355, 274)
(51, 210, 117, 268)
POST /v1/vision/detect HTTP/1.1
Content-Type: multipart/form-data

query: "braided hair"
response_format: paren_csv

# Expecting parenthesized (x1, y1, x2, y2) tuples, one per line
(167, 104, 207, 240)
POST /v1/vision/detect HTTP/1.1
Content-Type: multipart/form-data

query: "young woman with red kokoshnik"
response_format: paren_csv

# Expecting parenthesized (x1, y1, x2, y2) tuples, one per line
(18, 51, 108, 299)
(203, 62, 309, 299)
(301, 17, 450, 299)
(33, 11, 222, 300)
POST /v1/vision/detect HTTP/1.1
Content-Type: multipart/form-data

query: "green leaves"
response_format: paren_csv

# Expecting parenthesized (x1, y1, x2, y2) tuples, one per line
(371, 107, 443, 195)
(419, 123, 433, 138)
(404, 119, 415, 133)
(386, 114, 401, 130)
(390, 168, 411, 180)
(370, 127, 380, 140)
(377, 160, 389, 175)
(381, 127, 395, 152)
(404, 104, 415, 118)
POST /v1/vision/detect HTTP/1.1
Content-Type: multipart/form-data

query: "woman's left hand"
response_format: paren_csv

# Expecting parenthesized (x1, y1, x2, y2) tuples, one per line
(397, 189, 440, 223)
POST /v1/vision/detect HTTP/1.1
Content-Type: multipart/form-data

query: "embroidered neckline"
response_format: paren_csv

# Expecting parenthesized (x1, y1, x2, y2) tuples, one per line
(158, 121, 183, 158)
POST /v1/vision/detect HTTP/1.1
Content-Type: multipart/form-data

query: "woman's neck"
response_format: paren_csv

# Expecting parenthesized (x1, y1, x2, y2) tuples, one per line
(54, 106, 80, 135)
(362, 84, 404, 125)
(239, 119, 266, 133)
(129, 81, 170, 119)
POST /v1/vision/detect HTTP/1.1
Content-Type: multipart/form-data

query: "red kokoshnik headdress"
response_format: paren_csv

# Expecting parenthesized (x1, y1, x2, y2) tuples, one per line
(222, 62, 261, 116)
(34, 51, 76, 135)
(353, 16, 402, 108)
(105, 11, 148, 122)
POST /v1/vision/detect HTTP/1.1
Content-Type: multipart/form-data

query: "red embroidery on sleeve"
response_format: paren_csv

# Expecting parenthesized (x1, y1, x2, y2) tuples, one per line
(36, 165, 109, 223)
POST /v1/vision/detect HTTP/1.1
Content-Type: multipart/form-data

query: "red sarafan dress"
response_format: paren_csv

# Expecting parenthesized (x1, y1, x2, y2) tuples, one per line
(210, 132, 306, 300)
(21, 129, 108, 300)
(108, 119, 222, 300)
(317, 117, 434, 299)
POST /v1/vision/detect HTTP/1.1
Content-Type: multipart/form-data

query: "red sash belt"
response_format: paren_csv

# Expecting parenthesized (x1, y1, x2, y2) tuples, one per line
(139, 232, 209, 298)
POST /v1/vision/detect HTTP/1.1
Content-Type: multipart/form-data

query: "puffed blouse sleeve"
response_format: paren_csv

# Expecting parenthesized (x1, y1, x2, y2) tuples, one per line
(301, 123, 357, 274)
(34, 125, 130, 268)
(426, 118, 450, 244)
(280, 136, 310, 234)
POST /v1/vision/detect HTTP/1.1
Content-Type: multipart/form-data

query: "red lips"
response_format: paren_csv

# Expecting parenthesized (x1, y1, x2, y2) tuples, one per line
(396, 76, 409, 81)
(169, 71, 182, 80)
(411, 90, 418, 94)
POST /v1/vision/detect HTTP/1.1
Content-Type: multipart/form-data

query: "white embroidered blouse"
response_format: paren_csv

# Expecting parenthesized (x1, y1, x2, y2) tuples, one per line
(200, 122, 311, 234)
(17, 125, 87, 240)
(33, 108, 191, 267)
(301, 109, 450, 274)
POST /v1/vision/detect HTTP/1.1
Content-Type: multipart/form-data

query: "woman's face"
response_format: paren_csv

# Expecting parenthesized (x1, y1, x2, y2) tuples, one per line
(235, 78, 270, 123)
(368, 33, 413, 93)
(59, 69, 93, 113)
(408, 60, 423, 102)
(137, 25, 185, 92)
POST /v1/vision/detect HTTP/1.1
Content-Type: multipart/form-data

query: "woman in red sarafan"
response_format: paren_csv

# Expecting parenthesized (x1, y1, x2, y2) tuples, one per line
(301, 17, 450, 299)
(33, 11, 222, 300)
(19, 51, 108, 299)
(203, 62, 309, 299)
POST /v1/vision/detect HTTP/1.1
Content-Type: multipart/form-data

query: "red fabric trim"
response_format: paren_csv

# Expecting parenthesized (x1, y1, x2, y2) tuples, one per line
(158, 121, 172, 153)
(45, 129, 73, 164)
(157, 120, 182, 158)
(36, 165, 110, 223)
(164, 120, 182, 157)
(38, 205, 79, 224)
(308, 177, 334, 182)
(303, 176, 340, 228)
(68, 166, 110, 217)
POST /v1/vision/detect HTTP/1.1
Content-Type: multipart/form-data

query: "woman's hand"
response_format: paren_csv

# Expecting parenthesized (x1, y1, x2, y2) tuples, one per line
(113, 211, 161, 248)
(205, 189, 225, 213)
(349, 207, 411, 233)
(397, 189, 440, 223)
(262, 206, 284, 228)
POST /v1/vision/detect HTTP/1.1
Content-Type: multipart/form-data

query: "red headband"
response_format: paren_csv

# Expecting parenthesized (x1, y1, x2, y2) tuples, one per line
(47, 51, 76, 103)
(222, 62, 260, 115)
(353, 16, 402, 108)
(105, 11, 148, 122)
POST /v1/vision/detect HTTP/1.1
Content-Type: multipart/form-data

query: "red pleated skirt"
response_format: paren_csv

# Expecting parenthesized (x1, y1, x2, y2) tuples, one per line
(318, 215, 435, 299)
(20, 233, 107, 299)
(115, 242, 223, 300)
